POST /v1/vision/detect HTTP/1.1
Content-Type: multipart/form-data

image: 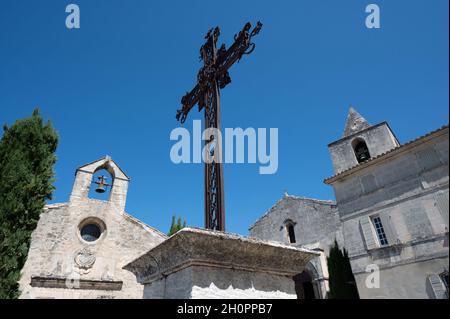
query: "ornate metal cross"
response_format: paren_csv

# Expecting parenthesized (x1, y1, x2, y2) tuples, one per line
(176, 21, 263, 231)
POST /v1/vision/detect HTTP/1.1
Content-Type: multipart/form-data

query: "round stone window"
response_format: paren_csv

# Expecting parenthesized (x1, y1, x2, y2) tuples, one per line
(80, 224, 101, 242)
(78, 218, 106, 243)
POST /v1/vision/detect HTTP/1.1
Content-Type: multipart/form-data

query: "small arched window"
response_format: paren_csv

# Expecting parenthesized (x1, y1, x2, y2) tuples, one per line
(284, 220, 297, 244)
(352, 138, 371, 163)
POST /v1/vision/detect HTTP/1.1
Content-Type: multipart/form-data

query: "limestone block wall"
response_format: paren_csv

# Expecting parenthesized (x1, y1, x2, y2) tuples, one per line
(19, 199, 166, 299)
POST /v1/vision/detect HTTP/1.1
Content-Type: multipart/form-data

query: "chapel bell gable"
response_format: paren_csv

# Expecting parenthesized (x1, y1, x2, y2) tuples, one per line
(69, 156, 130, 211)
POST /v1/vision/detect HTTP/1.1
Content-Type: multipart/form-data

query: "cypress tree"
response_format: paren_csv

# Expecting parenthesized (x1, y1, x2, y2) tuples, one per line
(0, 109, 58, 299)
(167, 215, 186, 236)
(326, 240, 359, 299)
(168, 215, 176, 236)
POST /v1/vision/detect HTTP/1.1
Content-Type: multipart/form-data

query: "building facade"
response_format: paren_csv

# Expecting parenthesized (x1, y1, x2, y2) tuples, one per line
(250, 108, 449, 299)
(19, 157, 167, 299)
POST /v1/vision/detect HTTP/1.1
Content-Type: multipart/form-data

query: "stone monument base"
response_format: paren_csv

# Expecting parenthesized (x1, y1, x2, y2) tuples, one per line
(124, 228, 319, 299)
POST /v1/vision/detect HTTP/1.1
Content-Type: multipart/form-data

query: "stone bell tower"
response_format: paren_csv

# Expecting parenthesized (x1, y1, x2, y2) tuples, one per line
(328, 107, 400, 175)
(69, 155, 130, 212)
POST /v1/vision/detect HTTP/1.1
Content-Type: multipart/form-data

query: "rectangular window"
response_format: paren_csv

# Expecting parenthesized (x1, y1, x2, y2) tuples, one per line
(287, 224, 296, 244)
(372, 216, 389, 246)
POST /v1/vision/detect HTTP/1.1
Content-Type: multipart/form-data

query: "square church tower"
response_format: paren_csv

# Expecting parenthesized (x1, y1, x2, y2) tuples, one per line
(328, 107, 400, 175)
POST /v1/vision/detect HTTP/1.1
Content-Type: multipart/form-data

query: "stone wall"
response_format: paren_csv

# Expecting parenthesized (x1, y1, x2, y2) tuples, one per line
(354, 256, 448, 299)
(19, 200, 166, 299)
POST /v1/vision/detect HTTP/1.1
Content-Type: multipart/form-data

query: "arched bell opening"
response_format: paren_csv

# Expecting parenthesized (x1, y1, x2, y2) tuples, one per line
(352, 138, 371, 163)
(88, 165, 115, 201)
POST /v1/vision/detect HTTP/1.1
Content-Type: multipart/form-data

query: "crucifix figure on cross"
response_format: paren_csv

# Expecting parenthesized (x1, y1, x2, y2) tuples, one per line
(176, 21, 263, 231)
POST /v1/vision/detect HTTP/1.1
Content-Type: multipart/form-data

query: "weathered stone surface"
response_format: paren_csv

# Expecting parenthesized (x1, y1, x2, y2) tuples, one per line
(189, 267, 297, 299)
(343, 107, 371, 137)
(124, 228, 319, 299)
(249, 195, 339, 247)
(249, 195, 341, 298)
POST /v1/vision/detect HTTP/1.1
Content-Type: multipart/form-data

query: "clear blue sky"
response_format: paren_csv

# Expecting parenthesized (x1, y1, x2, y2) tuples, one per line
(0, 0, 448, 235)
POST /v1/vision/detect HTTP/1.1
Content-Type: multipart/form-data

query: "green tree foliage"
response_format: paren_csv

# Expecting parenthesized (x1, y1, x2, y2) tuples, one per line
(168, 215, 187, 236)
(326, 240, 359, 299)
(0, 109, 58, 299)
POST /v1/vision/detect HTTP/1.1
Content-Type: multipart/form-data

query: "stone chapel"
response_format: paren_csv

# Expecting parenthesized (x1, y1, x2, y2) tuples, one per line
(19, 157, 168, 298)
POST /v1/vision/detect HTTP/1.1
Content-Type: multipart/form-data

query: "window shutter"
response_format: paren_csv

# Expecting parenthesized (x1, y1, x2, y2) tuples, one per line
(427, 274, 447, 299)
(435, 191, 449, 227)
(379, 213, 398, 245)
(360, 216, 378, 250)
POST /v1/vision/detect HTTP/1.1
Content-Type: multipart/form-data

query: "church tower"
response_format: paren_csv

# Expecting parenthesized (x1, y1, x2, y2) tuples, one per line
(328, 107, 400, 174)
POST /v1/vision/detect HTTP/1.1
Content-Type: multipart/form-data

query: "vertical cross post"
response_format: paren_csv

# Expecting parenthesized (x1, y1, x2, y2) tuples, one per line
(176, 22, 263, 231)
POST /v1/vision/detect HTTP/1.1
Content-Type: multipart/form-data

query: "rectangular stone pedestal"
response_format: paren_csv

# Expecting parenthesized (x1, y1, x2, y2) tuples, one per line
(124, 228, 319, 299)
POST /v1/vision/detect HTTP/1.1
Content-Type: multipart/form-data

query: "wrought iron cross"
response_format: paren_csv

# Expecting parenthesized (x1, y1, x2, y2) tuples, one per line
(176, 21, 263, 231)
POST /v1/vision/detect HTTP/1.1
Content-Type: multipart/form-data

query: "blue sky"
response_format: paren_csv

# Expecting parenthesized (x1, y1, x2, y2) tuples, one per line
(0, 0, 448, 235)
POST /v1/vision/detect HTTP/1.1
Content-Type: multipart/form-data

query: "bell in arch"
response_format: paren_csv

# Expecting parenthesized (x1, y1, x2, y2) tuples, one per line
(94, 175, 110, 193)
(354, 142, 371, 163)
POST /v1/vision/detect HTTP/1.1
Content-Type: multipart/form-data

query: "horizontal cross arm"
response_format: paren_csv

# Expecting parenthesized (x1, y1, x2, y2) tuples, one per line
(216, 21, 263, 75)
